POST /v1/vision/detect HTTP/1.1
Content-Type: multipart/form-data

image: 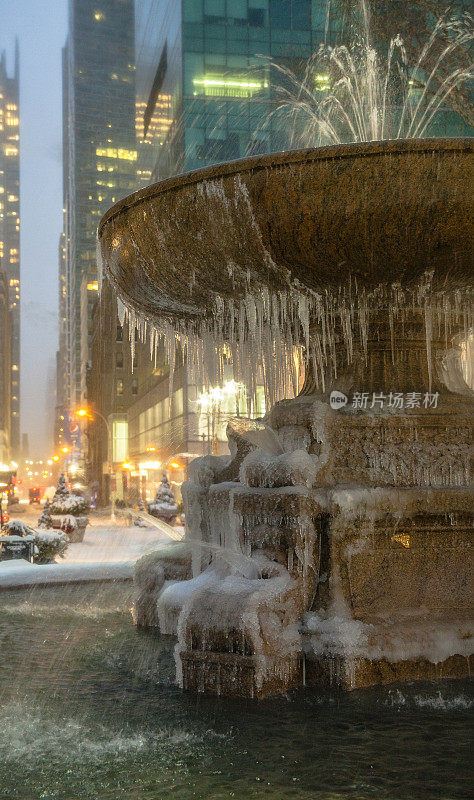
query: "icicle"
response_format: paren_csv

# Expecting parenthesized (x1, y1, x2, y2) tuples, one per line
(424, 299, 433, 393)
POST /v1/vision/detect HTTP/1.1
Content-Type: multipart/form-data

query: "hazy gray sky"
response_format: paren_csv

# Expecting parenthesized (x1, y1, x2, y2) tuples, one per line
(0, 0, 67, 456)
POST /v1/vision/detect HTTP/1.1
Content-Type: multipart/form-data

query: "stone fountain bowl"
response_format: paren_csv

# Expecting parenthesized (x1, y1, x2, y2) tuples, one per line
(98, 138, 473, 324)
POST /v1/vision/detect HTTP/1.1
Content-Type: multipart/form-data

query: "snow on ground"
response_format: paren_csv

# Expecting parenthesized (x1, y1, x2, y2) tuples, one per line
(0, 517, 181, 589)
(64, 524, 172, 563)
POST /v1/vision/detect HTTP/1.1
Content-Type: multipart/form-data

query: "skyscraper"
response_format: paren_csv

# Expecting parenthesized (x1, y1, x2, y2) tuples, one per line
(135, 0, 335, 182)
(0, 43, 20, 460)
(61, 0, 137, 410)
(0, 269, 11, 465)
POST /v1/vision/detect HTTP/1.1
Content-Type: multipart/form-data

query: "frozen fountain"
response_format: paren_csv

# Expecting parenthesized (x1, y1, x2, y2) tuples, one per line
(98, 136, 473, 698)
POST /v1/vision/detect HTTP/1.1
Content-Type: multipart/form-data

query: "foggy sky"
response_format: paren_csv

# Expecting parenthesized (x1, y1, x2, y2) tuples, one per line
(0, 0, 67, 456)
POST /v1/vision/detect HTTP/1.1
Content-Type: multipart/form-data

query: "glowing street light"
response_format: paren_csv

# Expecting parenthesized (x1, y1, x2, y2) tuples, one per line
(75, 407, 115, 521)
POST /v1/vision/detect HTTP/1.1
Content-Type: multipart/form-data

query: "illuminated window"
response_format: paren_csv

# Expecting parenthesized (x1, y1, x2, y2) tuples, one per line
(116, 379, 123, 395)
(87, 281, 99, 291)
(192, 76, 268, 98)
(96, 147, 137, 161)
(94, 10, 105, 21)
(112, 420, 128, 462)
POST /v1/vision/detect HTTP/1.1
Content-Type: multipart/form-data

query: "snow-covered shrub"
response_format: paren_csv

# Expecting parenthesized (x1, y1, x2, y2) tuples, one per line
(49, 473, 89, 516)
(51, 473, 69, 503)
(34, 530, 69, 563)
(50, 494, 89, 516)
(37, 500, 53, 529)
(148, 475, 178, 522)
(3, 519, 35, 538)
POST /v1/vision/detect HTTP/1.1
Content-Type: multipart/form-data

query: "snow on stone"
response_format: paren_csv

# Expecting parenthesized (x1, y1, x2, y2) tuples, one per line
(240, 448, 319, 488)
(0, 560, 133, 588)
(302, 611, 473, 666)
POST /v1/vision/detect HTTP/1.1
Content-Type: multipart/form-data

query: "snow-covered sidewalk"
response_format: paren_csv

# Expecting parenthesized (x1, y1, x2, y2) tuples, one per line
(0, 522, 177, 589)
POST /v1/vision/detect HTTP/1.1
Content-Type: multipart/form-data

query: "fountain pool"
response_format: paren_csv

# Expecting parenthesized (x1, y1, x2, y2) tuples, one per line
(0, 582, 472, 800)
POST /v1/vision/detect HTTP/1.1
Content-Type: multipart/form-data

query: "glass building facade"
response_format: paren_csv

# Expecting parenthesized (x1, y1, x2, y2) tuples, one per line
(136, 0, 335, 181)
(0, 44, 20, 459)
(62, 0, 137, 406)
(136, 0, 472, 184)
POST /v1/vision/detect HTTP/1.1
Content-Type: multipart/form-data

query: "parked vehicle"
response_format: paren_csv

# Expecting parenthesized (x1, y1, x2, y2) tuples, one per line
(29, 487, 41, 504)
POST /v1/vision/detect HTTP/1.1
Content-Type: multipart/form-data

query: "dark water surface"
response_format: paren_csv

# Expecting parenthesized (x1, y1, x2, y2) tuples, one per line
(0, 582, 471, 800)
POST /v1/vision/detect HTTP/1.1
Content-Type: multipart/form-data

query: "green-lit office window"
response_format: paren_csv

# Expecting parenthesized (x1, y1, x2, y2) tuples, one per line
(230, 0, 247, 20)
(204, 54, 227, 67)
(184, 52, 205, 95)
(249, 0, 269, 6)
(249, 0, 269, 27)
(227, 55, 249, 68)
(183, 0, 203, 22)
(293, 0, 311, 28)
(269, 0, 290, 27)
(311, 0, 328, 30)
(204, 0, 225, 17)
(185, 128, 205, 158)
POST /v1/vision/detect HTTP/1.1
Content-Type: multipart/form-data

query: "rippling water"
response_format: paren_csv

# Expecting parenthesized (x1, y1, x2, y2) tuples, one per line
(0, 583, 471, 799)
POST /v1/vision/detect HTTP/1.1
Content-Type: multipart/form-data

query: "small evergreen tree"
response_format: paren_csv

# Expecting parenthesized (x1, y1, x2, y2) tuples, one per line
(148, 474, 178, 521)
(37, 499, 53, 529)
(50, 473, 88, 516)
(52, 474, 70, 504)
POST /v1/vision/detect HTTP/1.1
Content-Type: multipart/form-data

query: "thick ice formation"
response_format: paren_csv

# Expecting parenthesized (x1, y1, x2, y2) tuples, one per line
(119, 269, 473, 407)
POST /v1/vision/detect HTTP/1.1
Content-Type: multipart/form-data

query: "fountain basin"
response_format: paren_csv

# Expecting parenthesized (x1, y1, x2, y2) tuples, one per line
(99, 138, 473, 324)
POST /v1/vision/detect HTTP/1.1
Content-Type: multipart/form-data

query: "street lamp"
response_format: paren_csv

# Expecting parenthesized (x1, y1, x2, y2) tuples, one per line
(0, 481, 8, 528)
(75, 407, 115, 521)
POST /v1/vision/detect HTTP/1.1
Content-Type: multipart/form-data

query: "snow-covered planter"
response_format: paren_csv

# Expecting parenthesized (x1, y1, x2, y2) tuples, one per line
(148, 475, 178, 523)
(2, 519, 69, 563)
(49, 474, 89, 541)
(34, 530, 69, 564)
(49, 513, 87, 543)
